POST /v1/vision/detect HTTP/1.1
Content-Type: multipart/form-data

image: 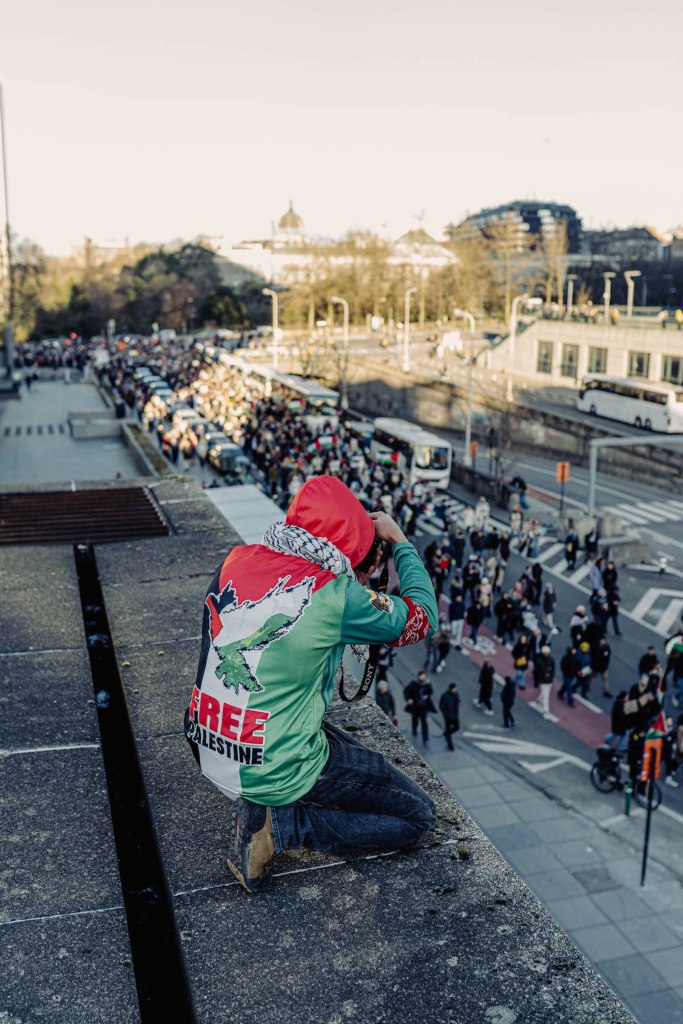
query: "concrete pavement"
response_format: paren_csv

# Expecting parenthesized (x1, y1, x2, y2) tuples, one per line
(383, 629, 683, 1024)
(0, 380, 139, 484)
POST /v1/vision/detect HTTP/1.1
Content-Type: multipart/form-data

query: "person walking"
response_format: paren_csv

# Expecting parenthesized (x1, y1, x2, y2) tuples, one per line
(564, 528, 579, 570)
(542, 584, 557, 630)
(576, 641, 593, 697)
(501, 675, 516, 728)
(558, 645, 579, 708)
(474, 661, 495, 715)
(569, 605, 589, 647)
(589, 555, 605, 597)
(603, 691, 629, 752)
(436, 620, 452, 673)
(452, 529, 466, 570)
(466, 600, 484, 648)
(404, 671, 436, 743)
(439, 683, 461, 751)
(607, 588, 622, 637)
(376, 682, 397, 725)
(592, 636, 612, 697)
(512, 634, 530, 689)
(533, 645, 556, 719)
(449, 592, 465, 649)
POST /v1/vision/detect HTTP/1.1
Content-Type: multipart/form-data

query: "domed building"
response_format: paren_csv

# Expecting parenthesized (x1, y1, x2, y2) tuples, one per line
(273, 201, 306, 249)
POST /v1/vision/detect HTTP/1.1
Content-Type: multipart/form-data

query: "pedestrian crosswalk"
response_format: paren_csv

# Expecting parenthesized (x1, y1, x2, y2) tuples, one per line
(414, 493, 683, 637)
(603, 499, 683, 526)
(3, 422, 66, 437)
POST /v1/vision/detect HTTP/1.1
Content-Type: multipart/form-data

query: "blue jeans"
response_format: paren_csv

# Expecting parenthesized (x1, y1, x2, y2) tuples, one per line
(604, 731, 627, 753)
(558, 675, 576, 707)
(514, 666, 526, 689)
(270, 721, 436, 855)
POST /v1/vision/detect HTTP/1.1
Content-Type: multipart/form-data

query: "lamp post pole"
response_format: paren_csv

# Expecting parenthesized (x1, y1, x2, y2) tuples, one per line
(0, 83, 15, 378)
(262, 288, 279, 370)
(454, 308, 476, 466)
(331, 295, 349, 409)
(403, 286, 417, 373)
(506, 293, 528, 404)
(624, 270, 641, 319)
(566, 274, 577, 319)
(603, 272, 616, 324)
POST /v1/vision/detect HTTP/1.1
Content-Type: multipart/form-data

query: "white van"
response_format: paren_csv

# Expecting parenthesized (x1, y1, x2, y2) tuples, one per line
(172, 406, 197, 430)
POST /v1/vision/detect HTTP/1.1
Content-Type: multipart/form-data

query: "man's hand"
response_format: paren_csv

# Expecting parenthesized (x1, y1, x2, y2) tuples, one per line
(369, 511, 408, 546)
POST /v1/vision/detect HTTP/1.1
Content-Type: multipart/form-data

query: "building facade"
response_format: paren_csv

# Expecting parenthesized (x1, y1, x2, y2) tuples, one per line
(487, 319, 683, 390)
(449, 200, 583, 254)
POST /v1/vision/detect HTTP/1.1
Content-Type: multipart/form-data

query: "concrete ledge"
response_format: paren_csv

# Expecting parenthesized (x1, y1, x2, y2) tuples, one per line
(138, 690, 635, 1024)
(1, 488, 636, 1022)
(96, 490, 635, 1024)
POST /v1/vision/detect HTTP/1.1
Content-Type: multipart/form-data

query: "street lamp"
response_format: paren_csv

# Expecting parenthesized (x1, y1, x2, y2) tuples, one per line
(403, 286, 417, 373)
(603, 272, 616, 324)
(262, 288, 279, 370)
(330, 295, 349, 409)
(506, 293, 542, 403)
(566, 274, 578, 319)
(453, 308, 476, 467)
(624, 270, 641, 319)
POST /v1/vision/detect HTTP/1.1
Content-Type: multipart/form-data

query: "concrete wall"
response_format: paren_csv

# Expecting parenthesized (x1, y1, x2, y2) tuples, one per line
(342, 354, 683, 490)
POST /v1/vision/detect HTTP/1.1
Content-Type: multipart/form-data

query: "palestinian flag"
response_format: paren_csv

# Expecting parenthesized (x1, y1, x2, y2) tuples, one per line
(647, 708, 668, 738)
(375, 450, 400, 467)
(306, 434, 338, 453)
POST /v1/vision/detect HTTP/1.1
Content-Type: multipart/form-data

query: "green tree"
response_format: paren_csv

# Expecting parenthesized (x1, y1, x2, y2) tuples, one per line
(200, 286, 247, 327)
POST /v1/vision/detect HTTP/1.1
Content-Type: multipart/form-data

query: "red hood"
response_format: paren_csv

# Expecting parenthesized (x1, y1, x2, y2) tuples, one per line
(286, 475, 375, 568)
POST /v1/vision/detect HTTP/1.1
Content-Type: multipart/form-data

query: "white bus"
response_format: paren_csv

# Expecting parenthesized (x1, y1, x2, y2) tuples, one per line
(371, 417, 453, 489)
(272, 373, 340, 433)
(576, 375, 683, 433)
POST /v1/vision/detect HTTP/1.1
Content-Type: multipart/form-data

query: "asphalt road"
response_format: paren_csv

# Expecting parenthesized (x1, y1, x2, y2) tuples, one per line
(389, 525, 683, 880)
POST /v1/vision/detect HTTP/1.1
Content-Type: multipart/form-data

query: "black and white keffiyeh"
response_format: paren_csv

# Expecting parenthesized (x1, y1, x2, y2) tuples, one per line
(262, 522, 356, 580)
(261, 521, 367, 660)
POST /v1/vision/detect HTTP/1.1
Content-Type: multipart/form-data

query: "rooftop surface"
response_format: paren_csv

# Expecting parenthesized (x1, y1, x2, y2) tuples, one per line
(0, 463, 635, 1023)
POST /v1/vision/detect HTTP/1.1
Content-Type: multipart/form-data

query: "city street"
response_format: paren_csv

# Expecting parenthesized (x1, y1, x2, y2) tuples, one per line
(4, 371, 683, 1024)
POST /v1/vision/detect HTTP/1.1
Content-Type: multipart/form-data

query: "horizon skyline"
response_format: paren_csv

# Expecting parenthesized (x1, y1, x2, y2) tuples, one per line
(2, 0, 682, 257)
(29, 193, 683, 259)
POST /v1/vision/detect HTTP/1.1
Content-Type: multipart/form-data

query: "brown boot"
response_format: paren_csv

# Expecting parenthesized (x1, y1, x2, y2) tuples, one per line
(228, 799, 275, 894)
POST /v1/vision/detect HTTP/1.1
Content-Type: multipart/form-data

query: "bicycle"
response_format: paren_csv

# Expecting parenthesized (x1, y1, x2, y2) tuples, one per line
(590, 746, 662, 810)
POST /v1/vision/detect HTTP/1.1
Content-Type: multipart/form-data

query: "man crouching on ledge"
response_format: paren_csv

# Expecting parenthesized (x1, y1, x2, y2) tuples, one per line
(185, 475, 438, 893)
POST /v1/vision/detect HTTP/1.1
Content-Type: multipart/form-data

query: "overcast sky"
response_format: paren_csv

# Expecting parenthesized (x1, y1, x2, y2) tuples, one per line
(1, 0, 681, 254)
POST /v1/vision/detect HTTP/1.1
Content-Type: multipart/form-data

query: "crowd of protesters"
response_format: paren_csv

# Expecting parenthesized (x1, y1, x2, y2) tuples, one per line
(28, 334, 682, 783)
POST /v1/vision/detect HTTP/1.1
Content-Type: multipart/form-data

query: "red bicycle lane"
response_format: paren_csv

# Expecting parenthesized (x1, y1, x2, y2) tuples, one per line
(456, 623, 610, 750)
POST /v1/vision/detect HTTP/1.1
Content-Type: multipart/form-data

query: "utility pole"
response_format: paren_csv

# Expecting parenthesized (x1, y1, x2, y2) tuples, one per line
(0, 83, 15, 377)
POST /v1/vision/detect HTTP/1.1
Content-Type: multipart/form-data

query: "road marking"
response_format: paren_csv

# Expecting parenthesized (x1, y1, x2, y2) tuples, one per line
(641, 528, 683, 553)
(605, 505, 651, 525)
(537, 542, 564, 563)
(661, 805, 683, 826)
(643, 505, 682, 522)
(566, 563, 592, 585)
(574, 694, 604, 714)
(657, 599, 683, 635)
(462, 731, 588, 770)
(631, 588, 683, 621)
(599, 810, 643, 827)
(518, 755, 574, 774)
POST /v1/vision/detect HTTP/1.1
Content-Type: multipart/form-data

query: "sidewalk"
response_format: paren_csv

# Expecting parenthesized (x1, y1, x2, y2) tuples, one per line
(392, 682, 683, 1024)
(0, 380, 139, 484)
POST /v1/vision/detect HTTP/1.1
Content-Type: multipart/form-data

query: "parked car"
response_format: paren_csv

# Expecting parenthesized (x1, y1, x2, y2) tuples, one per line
(207, 442, 253, 483)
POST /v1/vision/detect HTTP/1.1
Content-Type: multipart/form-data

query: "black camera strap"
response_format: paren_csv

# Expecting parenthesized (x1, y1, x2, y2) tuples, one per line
(339, 554, 391, 703)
